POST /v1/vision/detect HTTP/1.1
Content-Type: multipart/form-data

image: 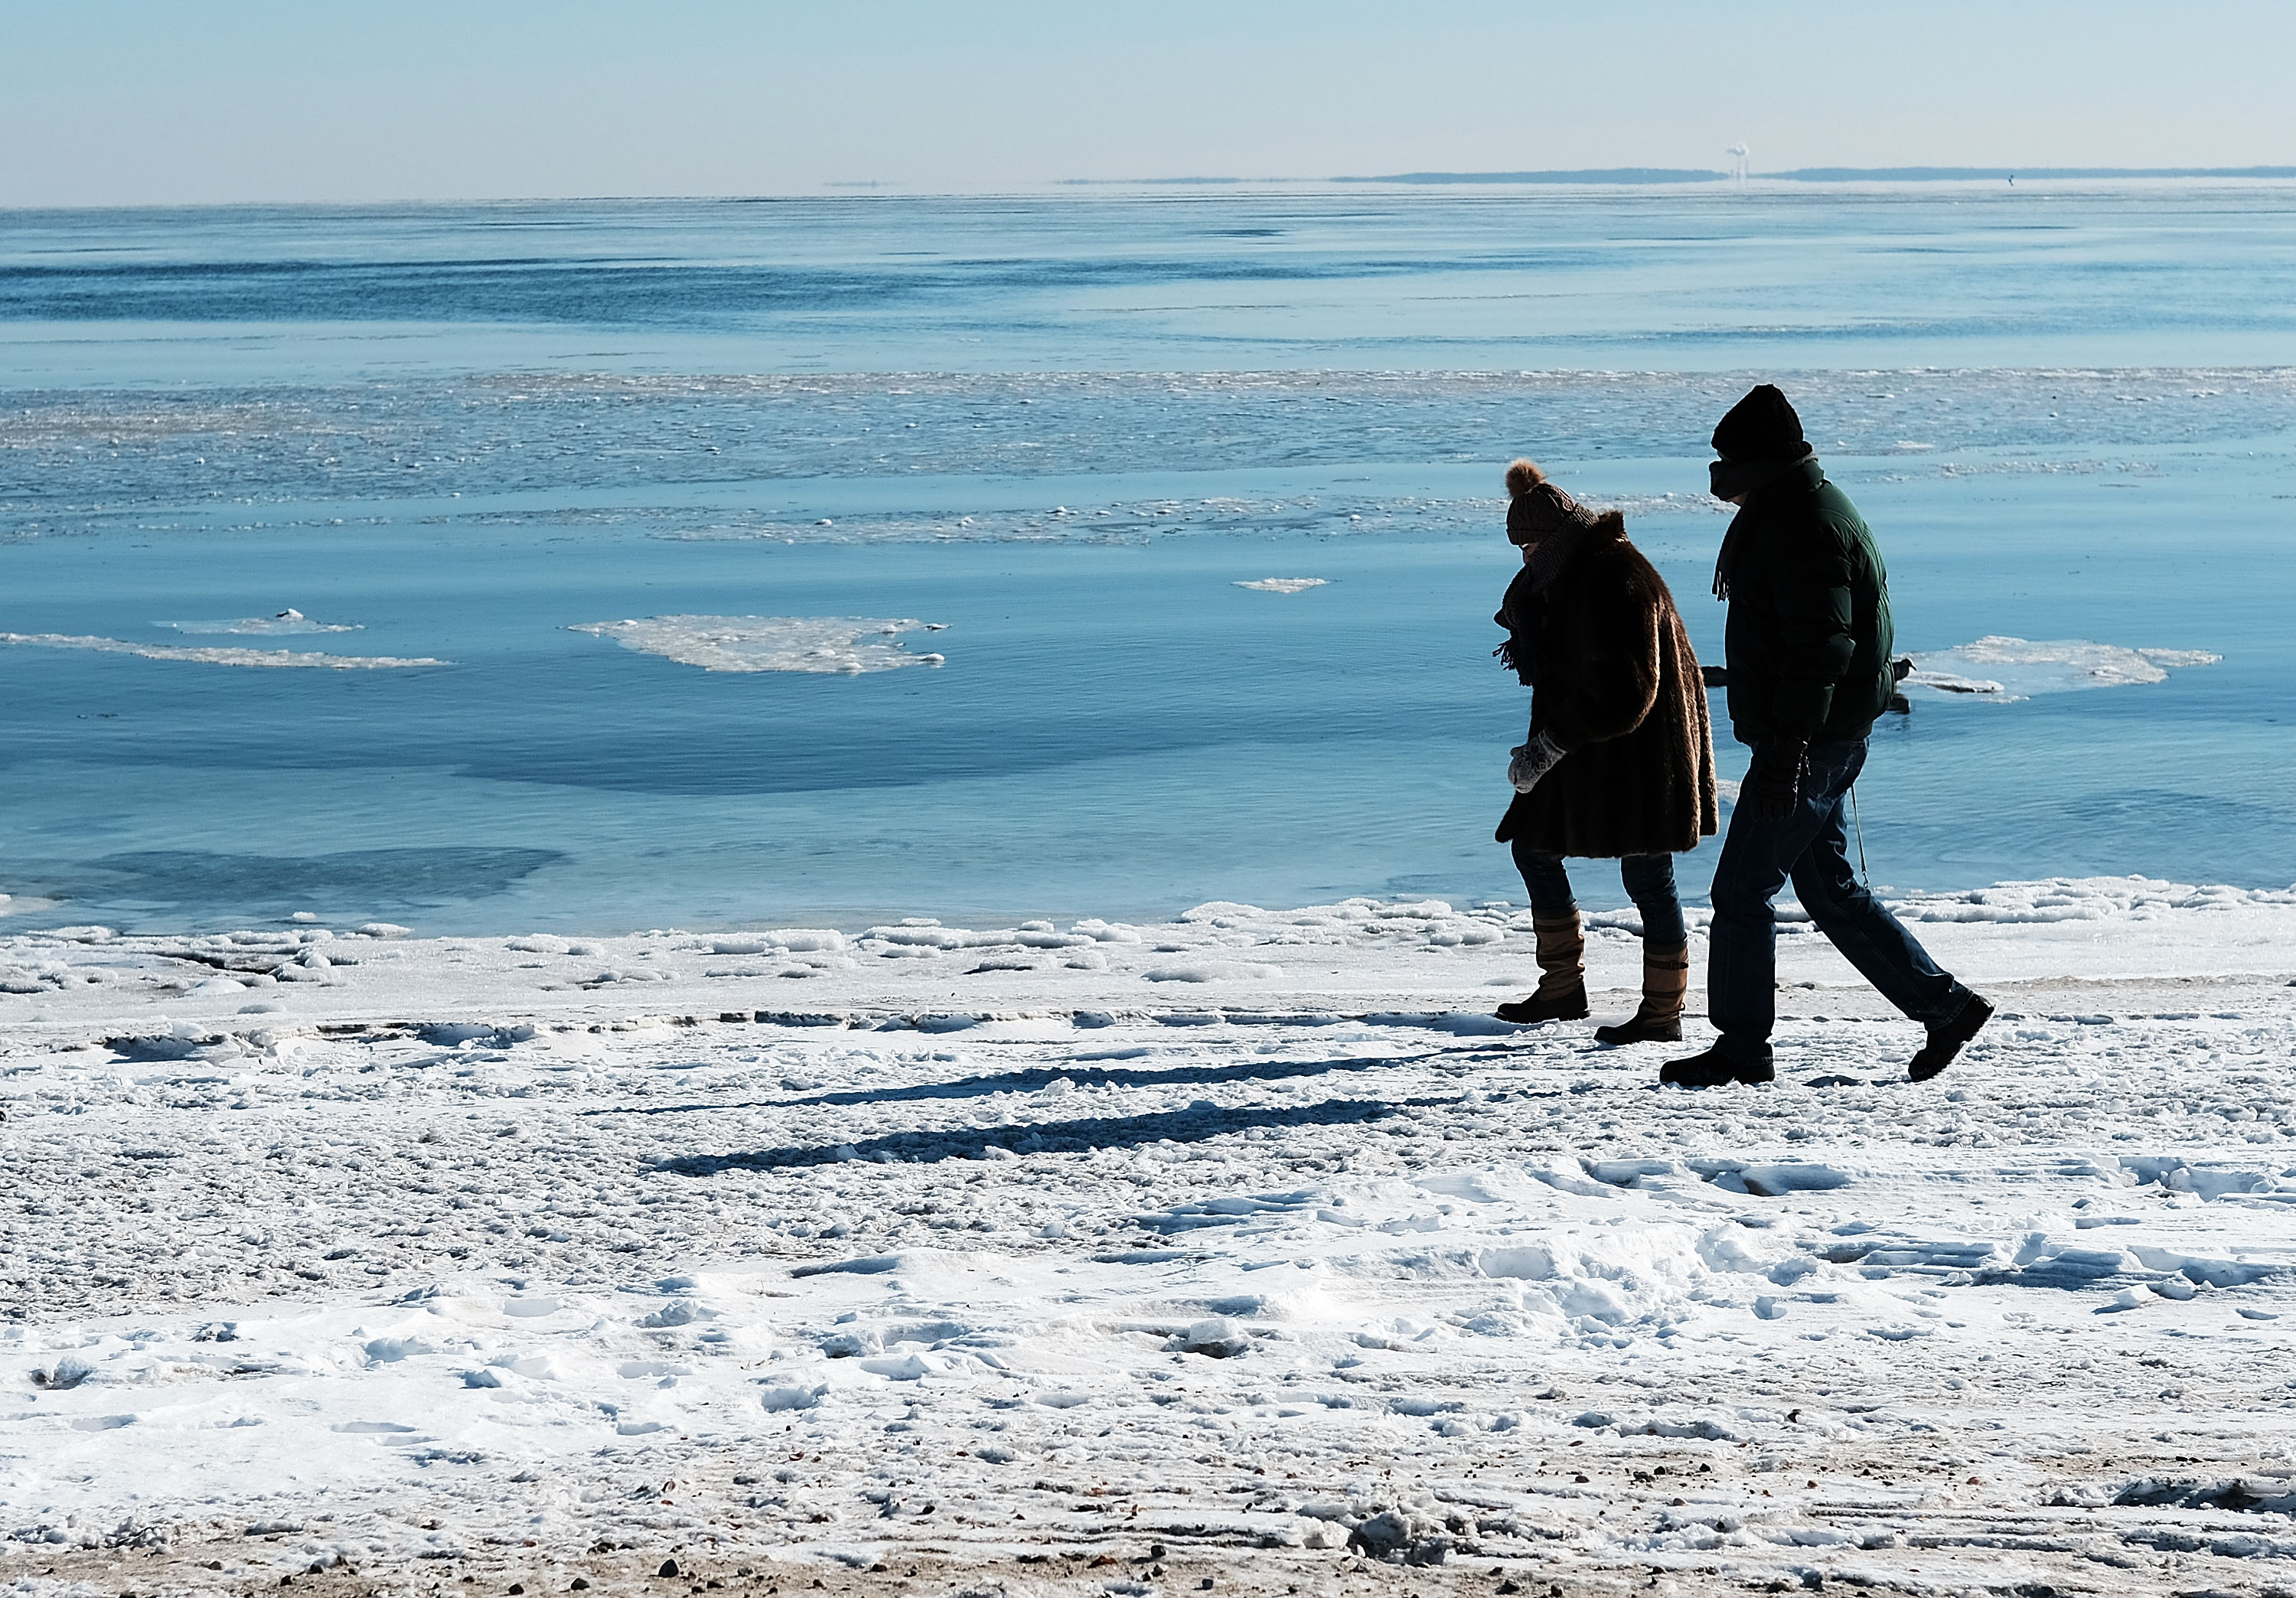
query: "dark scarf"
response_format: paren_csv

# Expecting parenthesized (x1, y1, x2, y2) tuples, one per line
(1493, 564, 1546, 685)
(1493, 514, 1603, 683)
(1711, 448, 1817, 601)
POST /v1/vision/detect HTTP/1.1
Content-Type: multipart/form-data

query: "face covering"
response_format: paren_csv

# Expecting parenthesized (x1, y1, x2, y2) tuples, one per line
(1709, 447, 1816, 502)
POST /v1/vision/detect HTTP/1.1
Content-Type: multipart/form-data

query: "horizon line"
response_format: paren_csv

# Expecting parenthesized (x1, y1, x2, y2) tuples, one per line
(1062, 165, 2296, 187)
(10, 165, 2296, 213)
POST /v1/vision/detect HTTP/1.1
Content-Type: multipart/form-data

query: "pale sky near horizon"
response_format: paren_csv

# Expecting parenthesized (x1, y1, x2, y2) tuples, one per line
(5, 0, 2294, 207)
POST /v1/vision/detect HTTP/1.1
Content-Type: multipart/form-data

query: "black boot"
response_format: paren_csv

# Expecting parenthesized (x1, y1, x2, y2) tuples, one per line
(1909, 993, 1994, 1082)
(1495, 983, 1590, 1025)
(1595, 1013, 1682, 1045)
(1658, 1046, 1774, 1087)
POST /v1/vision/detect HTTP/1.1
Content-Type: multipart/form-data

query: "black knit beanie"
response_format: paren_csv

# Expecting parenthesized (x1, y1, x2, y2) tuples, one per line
(1711, 383, 1807, 461)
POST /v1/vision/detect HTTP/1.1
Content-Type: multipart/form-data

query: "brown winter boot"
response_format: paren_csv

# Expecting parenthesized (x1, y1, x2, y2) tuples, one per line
(1594, 942, 1690, 1045)
(1495, 912, 1589, 1024)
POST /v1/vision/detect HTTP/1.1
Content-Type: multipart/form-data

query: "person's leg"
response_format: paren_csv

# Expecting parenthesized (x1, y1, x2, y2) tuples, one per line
(1502, 840, 1587, 1022)
(1619, 853, 1688, 947)
(1594, 854, 1690, 1043)
(1510, 843, 1577, 921)
(1787, 746, 1973, 1027)
(1702, 748, 1857, 1066)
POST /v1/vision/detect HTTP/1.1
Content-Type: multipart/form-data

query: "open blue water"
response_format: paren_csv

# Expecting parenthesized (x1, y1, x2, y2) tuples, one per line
(2, 186, 2291, 932)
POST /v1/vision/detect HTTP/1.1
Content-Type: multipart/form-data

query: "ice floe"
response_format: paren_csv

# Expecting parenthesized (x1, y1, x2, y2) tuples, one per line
(1903, 636, 2220, 701)
(0, 632, 445, 668)
(1233, 578, 1330, 594)
(21, 369, 2295, 542)
(155, 608, 360, 635)
(570, 615, 947, 674)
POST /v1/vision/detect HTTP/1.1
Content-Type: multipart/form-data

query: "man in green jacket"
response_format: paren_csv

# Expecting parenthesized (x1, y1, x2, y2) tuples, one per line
(1662, 385, 1992, 1087)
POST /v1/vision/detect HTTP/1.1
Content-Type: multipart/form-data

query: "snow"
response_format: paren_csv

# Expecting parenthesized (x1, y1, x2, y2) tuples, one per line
(0, 634, 445, 669)
(1903, 636, 2221, 701)
(570, 617, 947, 675)
(4, 877, 2295, 1596)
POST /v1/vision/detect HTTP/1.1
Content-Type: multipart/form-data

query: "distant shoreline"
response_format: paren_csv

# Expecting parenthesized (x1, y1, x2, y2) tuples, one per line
(1058, 165, 2296, 187)
(14, 169, 2296, 213)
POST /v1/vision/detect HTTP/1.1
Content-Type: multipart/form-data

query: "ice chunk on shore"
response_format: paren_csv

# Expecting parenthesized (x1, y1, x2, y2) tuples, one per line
(710, 930, 846, 955)
(570, 615, 945, 674)
(0, 633, 444, 668)
(1904, 637, 2219, 702)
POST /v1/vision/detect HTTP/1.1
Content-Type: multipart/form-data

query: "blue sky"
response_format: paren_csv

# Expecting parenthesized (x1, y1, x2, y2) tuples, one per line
(5, 0, 2294, 204)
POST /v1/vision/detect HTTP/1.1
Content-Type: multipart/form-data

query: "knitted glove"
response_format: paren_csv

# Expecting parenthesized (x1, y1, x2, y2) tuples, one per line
(1507, 730, 1566, 794)
(1743, 738, 1811, 820)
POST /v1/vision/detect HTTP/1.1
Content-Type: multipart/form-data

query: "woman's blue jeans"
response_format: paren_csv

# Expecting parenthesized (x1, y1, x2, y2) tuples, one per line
(1511, 839, 1688, 947)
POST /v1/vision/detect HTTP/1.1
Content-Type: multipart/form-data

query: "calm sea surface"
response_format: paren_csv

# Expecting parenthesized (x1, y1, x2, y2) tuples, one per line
(2, 185, 2292, 932)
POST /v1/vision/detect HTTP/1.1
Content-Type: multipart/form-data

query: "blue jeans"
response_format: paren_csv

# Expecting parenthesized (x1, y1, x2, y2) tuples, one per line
(1707, 738, 1969, 1065)
(1512, 841, 1688, 947)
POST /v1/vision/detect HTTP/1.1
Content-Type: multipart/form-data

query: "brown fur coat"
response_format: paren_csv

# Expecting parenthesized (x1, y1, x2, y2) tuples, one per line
(1495, 514, 1720, 857)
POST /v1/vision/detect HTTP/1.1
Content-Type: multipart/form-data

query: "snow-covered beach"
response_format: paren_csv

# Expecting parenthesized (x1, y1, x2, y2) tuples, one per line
(7, 878, 2295, 1597)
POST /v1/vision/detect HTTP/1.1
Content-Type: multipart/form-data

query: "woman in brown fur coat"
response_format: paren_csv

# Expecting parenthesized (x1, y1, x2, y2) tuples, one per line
(1493, 460, 1719, 1042)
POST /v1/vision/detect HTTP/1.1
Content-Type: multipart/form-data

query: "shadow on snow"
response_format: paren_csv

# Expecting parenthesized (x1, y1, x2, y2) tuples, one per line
(590, 1042, 1522, 1118)
(651, 1092, 1468, 1174)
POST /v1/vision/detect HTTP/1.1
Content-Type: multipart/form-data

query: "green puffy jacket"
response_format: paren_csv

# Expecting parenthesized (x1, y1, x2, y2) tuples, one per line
(1719, 458, 1896, 746)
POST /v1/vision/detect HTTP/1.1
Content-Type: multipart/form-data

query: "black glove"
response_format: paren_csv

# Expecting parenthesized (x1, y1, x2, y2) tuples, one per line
(1743, 738, 1811, 820)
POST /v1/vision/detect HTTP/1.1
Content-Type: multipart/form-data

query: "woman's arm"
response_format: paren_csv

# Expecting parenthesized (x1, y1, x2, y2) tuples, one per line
(1541, 569, 1663, 748)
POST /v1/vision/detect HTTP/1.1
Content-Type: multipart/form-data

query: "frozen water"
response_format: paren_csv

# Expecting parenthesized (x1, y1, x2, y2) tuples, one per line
(1233, 577, 1330, 593)
(569, 615, 946, 674)
(0, 631, 444, 668)
(0, 188, 2292, 931)
(155, 608, 360, 635)
(1905, 636, 2222, 701)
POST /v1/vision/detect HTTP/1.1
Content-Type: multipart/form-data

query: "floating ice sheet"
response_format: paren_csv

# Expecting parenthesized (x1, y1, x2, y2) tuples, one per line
(156, 608, 360, 635)
(1233, 577, 1330, 594)
(570, 615, 947, 674)
(1903, 636, 2219, 701)
(12, 368, 2292, 534)
(0, 632, 444, 668)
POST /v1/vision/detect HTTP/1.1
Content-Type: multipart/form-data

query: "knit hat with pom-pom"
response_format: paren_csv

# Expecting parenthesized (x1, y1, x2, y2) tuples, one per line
(1505, 458, 1599, 546)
